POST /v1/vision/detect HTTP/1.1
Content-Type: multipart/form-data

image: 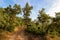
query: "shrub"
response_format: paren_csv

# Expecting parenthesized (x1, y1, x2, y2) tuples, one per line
(25, 22, 47, 36)
(7, 26, 14, 32)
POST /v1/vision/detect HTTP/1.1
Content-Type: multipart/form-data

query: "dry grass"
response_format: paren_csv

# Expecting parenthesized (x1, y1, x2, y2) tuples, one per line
(46, 34, 60, 40)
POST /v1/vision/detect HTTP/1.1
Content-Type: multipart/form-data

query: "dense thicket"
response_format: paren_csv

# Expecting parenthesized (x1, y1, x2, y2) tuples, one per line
(0, 3, 60, 37)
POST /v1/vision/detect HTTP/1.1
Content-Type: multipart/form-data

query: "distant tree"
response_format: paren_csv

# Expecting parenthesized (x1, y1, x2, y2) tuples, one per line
(5, 4, 21, 26)
(23, 3, 33, 26)
(38, 8, 50, 22)
(37, 8, 51, 35)
(55, 12, 60, 34)
(5, 4, 21, 17)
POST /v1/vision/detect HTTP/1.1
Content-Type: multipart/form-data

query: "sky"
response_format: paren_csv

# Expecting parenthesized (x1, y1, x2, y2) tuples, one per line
(0, 0, 60, 20)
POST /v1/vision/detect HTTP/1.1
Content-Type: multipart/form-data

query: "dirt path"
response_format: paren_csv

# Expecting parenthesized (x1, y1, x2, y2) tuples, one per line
(9, 26, 26, 40)
(8, 26, 44, 40)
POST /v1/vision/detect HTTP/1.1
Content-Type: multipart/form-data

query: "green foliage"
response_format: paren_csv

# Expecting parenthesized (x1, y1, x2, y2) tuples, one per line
(23, 3, 33, 25)
(0, 4, 22, 32)
(7, 26, 14, 32)
(0, 3, 60, 38)
(26, 22, 46, 35)
(38, 8, 50, 22)
(26, 22, 36, 33)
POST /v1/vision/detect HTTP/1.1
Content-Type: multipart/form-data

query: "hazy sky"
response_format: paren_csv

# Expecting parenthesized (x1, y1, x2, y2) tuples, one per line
(0, 0, 60, 20)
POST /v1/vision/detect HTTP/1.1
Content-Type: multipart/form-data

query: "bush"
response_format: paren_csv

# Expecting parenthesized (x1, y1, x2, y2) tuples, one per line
(25, 22, 46, 36)
(7, 26, 14, 32)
